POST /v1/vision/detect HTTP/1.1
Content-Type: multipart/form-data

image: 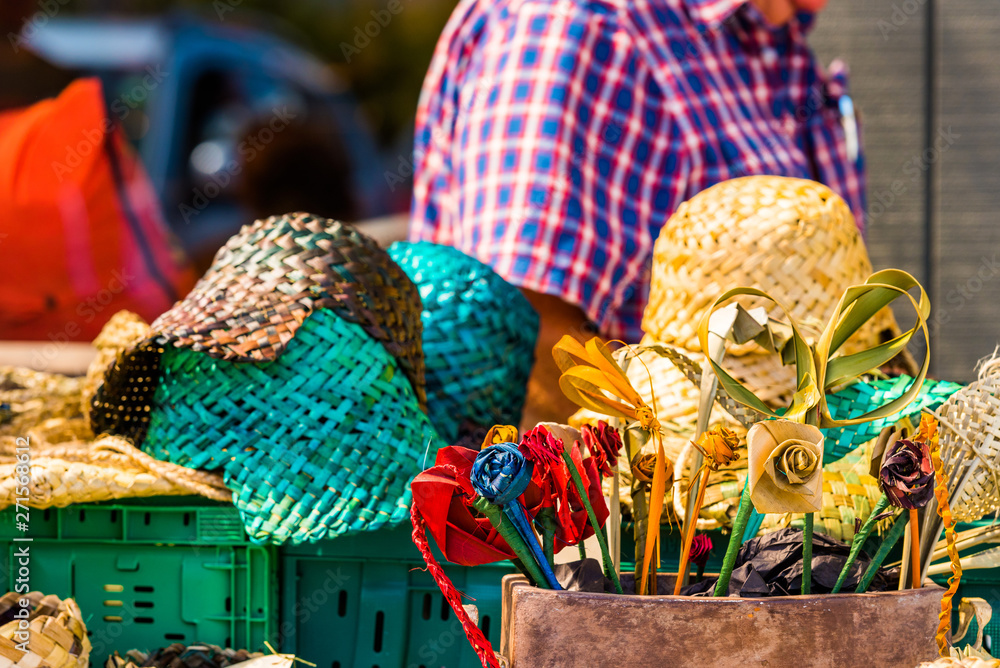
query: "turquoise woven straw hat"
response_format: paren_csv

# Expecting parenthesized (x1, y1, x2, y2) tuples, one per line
(387, 242, 539, 443)
(90, 213, 442, 544)
(143, 308, 441, 543)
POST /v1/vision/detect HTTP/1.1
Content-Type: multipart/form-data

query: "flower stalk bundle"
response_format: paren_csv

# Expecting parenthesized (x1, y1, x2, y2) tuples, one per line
(553, 336, 670, 595)
(470, 443, 562, 590)
(704, 270, 930, 597)
(674, 426, 739, 594)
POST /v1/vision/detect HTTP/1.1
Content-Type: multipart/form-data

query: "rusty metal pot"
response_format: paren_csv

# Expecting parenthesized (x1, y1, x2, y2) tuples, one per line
(500, 574, 944, 667)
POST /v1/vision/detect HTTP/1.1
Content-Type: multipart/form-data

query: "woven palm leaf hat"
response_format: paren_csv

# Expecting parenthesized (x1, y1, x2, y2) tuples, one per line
(87, 212, 443, 544)
(579, 176, 961, 464)
(387, 241, 539, 444)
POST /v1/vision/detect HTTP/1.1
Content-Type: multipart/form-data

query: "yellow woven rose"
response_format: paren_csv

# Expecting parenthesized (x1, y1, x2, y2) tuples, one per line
(747, 419, 824, 513)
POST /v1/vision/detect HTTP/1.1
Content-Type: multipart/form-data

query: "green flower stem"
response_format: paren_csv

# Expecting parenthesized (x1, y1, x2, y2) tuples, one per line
(714, 484, 754, 597)
(801, 410, 819, 595)
(856, 510, 908, 593)
(562, 451, 624, 594)
(472, 497, 553, 589)
(537, 508, 557, 569)
(578, 541, 587, 560)
(802, 513, 814, 595)
(831, 493, 891, 593)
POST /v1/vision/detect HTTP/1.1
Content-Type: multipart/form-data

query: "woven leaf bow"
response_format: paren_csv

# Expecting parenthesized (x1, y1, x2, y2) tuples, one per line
(553, 337, 660, 432)
(697, 269, 930, 428)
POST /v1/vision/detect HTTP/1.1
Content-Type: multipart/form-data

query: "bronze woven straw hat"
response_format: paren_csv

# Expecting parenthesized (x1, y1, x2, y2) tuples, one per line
(85, 213, 444, 544)
(89, 212, 426, 443)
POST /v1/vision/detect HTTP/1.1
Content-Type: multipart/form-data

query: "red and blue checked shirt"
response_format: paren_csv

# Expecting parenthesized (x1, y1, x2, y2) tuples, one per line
(409, 0, 865, 343)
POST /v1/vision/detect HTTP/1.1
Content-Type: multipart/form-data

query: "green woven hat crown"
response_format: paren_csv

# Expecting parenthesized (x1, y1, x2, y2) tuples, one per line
(90, 213, 426, 443)
(387, 242, 539, 443)
(822, 375, 962, 464)
(143, 308, 441, 543)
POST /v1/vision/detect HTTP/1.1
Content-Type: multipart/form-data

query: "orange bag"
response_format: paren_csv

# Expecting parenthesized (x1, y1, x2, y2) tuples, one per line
(0, 78, 195, 342)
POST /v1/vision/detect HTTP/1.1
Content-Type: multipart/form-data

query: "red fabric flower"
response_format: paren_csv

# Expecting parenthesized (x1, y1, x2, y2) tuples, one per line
(411, 430, 610, 565)
(412, 446, 518, 565)
(581, 421, 623, 477)
(520, 425, 609, 547)
(519, 425, 568, 513)
(519, 426, 563, 467)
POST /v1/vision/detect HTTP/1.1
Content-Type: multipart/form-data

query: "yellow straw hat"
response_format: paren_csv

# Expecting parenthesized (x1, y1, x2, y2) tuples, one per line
(642, 175, 899, 399)
(590, 176, 900, 435)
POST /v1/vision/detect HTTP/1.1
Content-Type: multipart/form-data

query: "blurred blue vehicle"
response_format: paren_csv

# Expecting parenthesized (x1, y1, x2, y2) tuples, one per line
(26, 14, 406, 267)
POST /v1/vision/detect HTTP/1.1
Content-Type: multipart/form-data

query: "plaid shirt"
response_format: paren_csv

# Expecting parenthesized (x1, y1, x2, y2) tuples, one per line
(410, 0, 865, 343)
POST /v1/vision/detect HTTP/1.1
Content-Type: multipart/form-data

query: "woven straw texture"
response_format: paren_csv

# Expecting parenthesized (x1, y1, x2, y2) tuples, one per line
(91, 213, 426, 443)
(0, 592, 90, 668)
(106, 644, 261, 668)
(0, 364, 230, 509)
(143, 308, 443, 544)
(937, 357, 1000, 522)
(642, 176, 898, 357)
(387, 241, 538, 443)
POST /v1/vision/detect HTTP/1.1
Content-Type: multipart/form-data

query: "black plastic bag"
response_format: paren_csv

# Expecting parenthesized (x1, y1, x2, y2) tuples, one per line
(683, 527, 899, 597)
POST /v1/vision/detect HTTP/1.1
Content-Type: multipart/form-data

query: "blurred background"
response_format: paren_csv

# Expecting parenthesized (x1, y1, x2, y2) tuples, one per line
(1, 0, 998, 382)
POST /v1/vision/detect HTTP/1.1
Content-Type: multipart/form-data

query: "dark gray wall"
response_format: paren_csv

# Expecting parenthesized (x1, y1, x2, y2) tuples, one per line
(811, 0, 1000, 382)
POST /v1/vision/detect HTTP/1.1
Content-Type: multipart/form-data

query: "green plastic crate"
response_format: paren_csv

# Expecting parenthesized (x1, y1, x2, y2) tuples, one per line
(279, 524, 515, 668)
(0, 498, 276, 663)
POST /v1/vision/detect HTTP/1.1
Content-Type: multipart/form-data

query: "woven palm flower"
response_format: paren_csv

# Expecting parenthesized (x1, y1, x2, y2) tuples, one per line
(88, 213, 443, 544)
(387, 241, 539, 443)
(694, 426, 741, 471)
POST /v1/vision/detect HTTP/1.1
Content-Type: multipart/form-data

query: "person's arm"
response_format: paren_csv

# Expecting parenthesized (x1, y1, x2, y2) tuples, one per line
(519, 290, 594, 429)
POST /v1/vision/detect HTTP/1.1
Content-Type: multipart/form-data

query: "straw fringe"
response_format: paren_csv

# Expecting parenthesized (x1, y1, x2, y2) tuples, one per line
(0, 364, 231, 509)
